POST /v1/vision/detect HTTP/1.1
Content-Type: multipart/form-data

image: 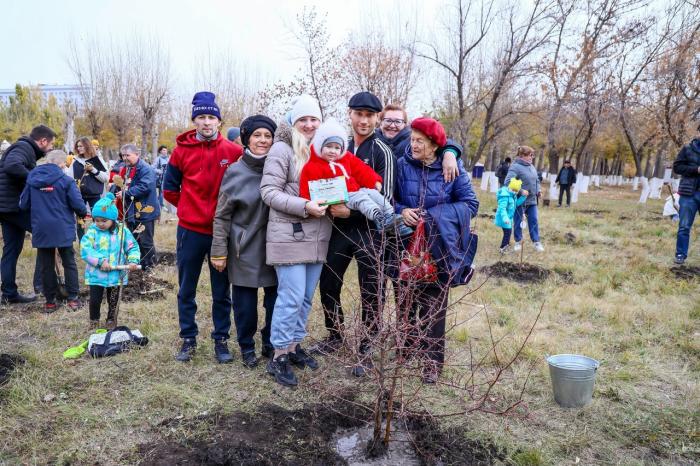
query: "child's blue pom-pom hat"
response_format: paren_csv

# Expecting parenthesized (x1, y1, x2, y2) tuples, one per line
(92, 193, 118, 221)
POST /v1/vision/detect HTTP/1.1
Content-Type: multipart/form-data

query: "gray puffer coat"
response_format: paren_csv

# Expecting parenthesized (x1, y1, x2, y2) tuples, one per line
(211, 150, 277, 288)
(260, 122, 332, 265)
(504, 158, 540, 206)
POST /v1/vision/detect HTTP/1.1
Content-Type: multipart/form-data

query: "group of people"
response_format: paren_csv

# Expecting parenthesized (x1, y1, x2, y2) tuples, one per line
(4, 86, 696, 388)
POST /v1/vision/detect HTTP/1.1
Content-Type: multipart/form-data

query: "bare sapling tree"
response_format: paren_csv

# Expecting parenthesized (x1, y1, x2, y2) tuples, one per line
(309, 219, 541, 456)
(102, 38, 137, 148)
(418, 0, 497, 156)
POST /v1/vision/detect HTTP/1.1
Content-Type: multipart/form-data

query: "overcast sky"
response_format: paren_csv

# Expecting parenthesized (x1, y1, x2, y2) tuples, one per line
(1, 0, 429, 92)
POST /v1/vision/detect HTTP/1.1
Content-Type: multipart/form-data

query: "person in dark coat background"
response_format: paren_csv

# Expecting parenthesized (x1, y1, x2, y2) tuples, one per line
(672, 126, 700, 265)
(19, 150, 87, 313)
(0, 125, 56, 303)
(495, 157, 512, 187)
(113, 144, 160, 270)
(394, 117, 479, 384)
(555, 160, 577, 207)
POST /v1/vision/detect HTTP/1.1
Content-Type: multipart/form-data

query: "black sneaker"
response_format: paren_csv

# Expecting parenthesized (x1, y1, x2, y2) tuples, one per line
(214, 339, 234, 364)
(261, 343, 274, 359)
(309, 335, 342, 355)
(674, 254, 686, 265)
(2, 293, 37, 304)
(241, 351, 258, 368)
(175, 338, 197, 362)
(289, 344, 319, 370)
(266, 354, 297, 387)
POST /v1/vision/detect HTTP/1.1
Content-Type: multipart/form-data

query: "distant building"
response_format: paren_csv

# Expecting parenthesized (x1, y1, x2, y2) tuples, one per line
(0, 84, 89, 108)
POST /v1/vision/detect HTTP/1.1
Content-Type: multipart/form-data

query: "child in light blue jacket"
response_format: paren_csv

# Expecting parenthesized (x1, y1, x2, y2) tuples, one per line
(80, 193, 140, 326)
(494, 178, 528, 253)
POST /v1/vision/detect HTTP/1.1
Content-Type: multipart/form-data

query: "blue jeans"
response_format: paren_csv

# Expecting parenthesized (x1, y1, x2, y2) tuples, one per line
(513, 204, 540, 243)
(271, 263, 323, 349)
(176, 226, 232, 340)
(676, 191, 700, 259)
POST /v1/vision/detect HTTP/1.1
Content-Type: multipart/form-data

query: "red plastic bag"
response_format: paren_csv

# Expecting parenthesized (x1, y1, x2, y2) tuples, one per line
(399, 218, 438, 283)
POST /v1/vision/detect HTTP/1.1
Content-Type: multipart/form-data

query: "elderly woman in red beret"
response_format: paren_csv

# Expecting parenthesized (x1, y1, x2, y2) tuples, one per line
(393, 117, 479, 383)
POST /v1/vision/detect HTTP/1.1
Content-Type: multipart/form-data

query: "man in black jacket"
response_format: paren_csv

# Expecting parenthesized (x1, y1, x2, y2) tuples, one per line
(0, 125, 55, 303)
(556, 160, 577, 207)
(672, 128, 700, 265)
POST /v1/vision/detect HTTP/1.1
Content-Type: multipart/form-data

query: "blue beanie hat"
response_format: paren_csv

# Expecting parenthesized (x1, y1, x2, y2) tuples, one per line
(226, 127, 241, 142)
(92, 193, 118, 222)
(191, 91, 221, 121)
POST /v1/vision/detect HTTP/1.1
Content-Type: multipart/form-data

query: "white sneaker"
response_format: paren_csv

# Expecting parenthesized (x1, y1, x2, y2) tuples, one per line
(534, 242, 545, 252)
(513, 242, 522, 252)
(499, 245, 510, 254)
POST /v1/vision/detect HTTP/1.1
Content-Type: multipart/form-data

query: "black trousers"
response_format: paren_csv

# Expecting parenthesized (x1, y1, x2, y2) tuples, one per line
(0, 212, 43, 298)
(232, 285, 277, 354)
(127, 220, 156, 269)
(319, 224, 397, 341)
(37, 247, 79, 303)
(396, 283, 449, 365)
(558, 184, 571, 206)
(89, 285, 120, 321)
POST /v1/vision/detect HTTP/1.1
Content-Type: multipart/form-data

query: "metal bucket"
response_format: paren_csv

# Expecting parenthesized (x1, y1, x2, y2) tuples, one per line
(547, 354, 599, 408)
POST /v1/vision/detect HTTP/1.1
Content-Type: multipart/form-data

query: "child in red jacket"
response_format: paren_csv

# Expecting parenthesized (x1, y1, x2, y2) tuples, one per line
(300, 118, 411, 235)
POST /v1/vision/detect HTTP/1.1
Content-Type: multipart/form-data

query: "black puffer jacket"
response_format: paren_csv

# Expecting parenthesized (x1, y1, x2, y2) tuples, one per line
(0, 137, 45, 213)
(672, 138, 700, 196)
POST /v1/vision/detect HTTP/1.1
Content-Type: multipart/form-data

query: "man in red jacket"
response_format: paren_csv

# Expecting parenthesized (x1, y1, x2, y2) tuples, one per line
(163, 91, 243, 363)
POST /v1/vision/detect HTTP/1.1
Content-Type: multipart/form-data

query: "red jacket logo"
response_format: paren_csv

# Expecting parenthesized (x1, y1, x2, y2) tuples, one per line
(40, 186, 55, 192)
(220, 159, 230, 167)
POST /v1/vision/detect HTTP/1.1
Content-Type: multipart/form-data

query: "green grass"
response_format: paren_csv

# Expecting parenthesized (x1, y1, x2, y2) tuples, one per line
(0, 186, 698, 465)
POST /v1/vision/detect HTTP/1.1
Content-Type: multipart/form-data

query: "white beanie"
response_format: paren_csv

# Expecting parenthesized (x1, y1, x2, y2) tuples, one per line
(287, 94, 322, 125)
(311, 118, 348, 154)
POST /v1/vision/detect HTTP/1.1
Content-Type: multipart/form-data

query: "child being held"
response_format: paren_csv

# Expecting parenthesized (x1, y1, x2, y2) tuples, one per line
(300, 118, 412, 236)
(80, 193, 140, 328)
(494, 177, 528, 253)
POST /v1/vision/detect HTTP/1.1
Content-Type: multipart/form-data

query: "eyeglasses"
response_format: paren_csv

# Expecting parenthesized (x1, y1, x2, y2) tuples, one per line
(382, 118, 406, 127)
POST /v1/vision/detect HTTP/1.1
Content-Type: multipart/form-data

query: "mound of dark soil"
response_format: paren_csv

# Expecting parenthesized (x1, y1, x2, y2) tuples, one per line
(121, 271, 174, 302)
(139, 403, 367, 466)
(0, 353, 25, 386)
(481, 262, 558, 284)
(155, 251, 176, 266)
(138, 402, 504, 466)
(670, 265, 700, 280)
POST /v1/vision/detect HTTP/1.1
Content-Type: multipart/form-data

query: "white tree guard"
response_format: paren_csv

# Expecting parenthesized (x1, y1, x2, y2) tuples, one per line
(663, 168, 672, 182)
(639, 177, 651, 203)
(571, 182, 580, 203)
(672, 178, 680, 191)
(549, 182, 559, 201)
(593, 175, 600, 187)
(480, 171, 492, 191)
(489, 173, 499, 193)
(580, 175, 590, 193)
(649, 178, 663, 199)
(632, 177, 639, 191)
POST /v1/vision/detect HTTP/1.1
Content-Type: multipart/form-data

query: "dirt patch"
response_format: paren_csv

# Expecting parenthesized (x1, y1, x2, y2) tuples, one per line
(670, 265, 700, 280)
(0, 353, 25, 386)
(564, 232, 576, 243)
(578, 209, 610, 216)
(478, 213, 495, 220)
(481, 261, 572, 284)
(137, 402, 503, 466)
(121, 271, 174, 302)
(155, 251, 176, 267)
